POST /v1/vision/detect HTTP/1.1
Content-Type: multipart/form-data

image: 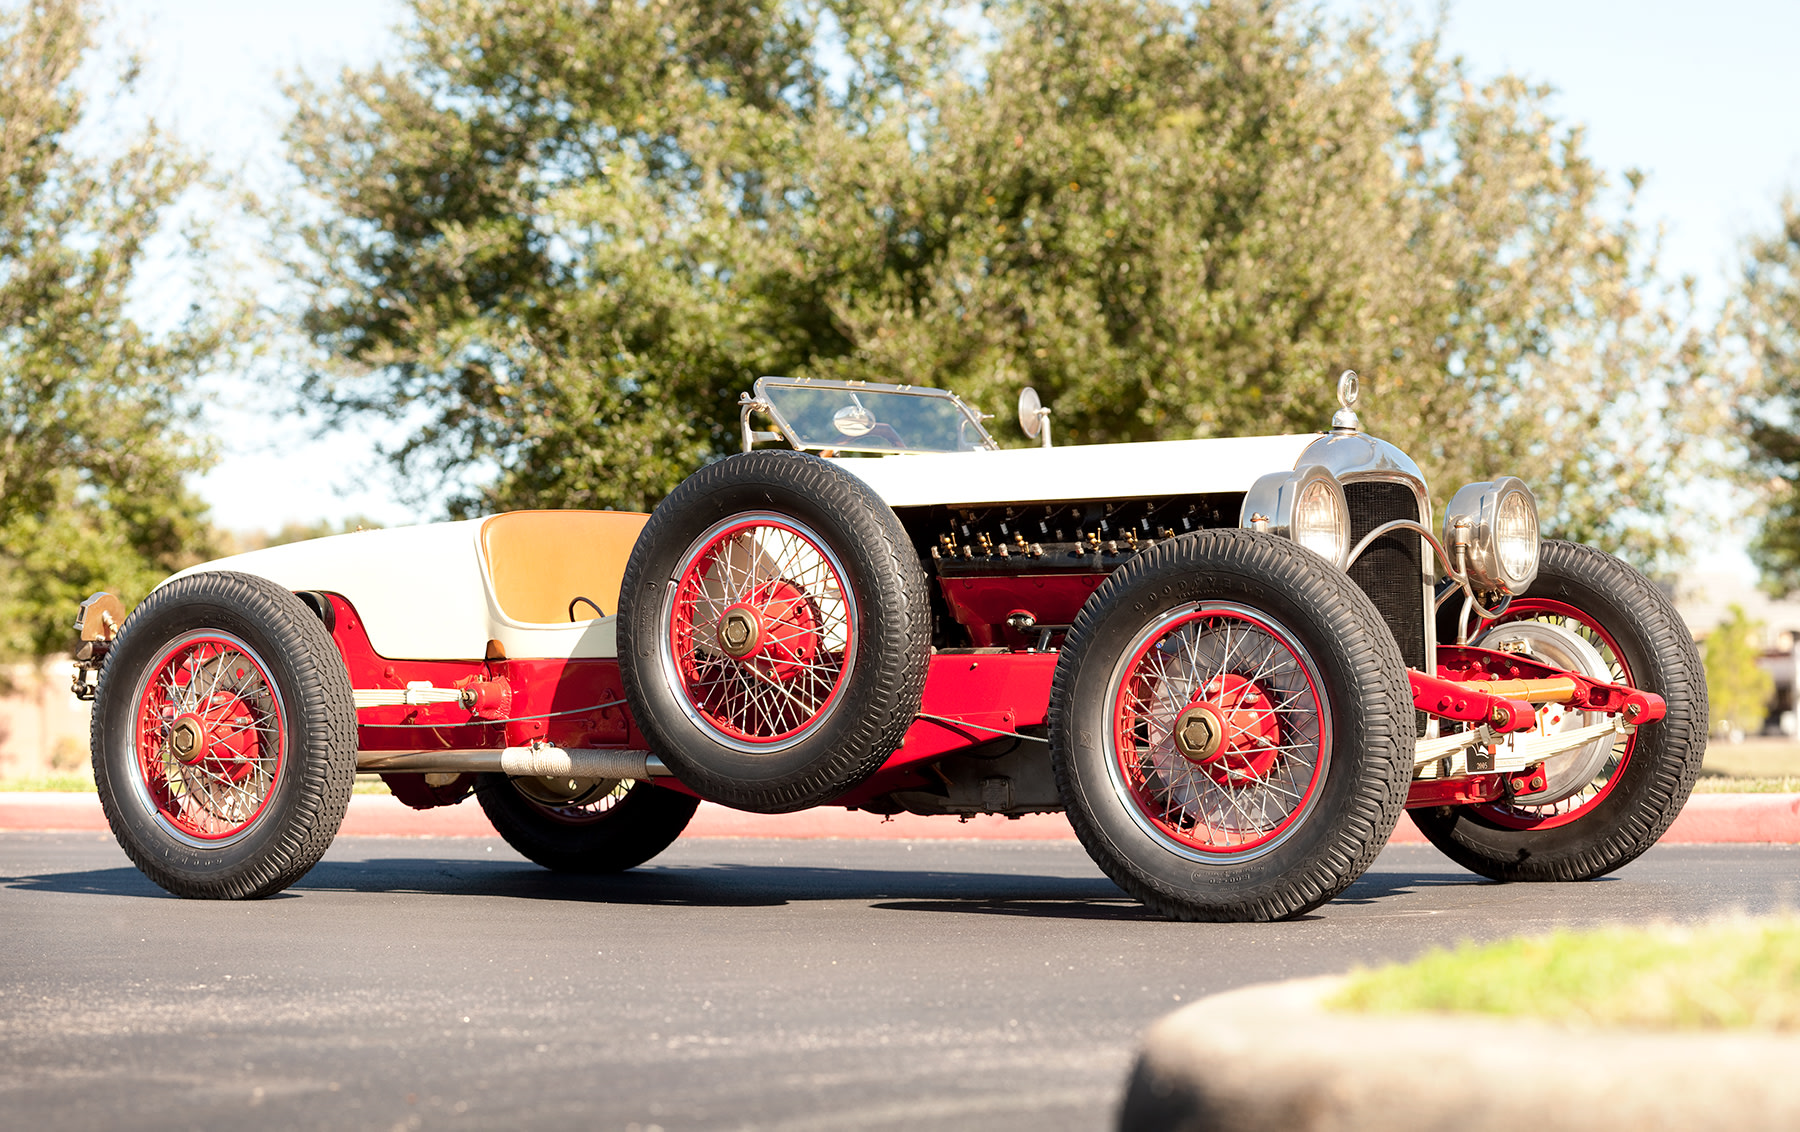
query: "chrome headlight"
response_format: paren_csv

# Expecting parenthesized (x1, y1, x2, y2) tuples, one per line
(1241, 465, 1350, 570)
(1442, 477, 1539, 594)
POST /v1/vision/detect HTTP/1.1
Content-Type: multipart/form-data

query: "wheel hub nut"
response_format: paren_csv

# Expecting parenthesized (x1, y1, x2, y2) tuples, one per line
(1173, 705, 1225, 763)
(169, 716, 207, 764)
(718, 607, 762, 659)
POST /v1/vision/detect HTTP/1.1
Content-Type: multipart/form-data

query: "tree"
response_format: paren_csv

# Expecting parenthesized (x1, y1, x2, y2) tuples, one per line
(1732, 196, 1800, 595)
(283, 0, 1714, 566)
(281, 0, 827, 514)
(1703, 605, 1772, 739)
(0, 0, 231, 659)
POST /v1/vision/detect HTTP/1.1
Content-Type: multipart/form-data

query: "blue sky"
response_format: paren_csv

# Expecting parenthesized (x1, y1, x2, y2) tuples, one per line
(112, 0, 1800, 570)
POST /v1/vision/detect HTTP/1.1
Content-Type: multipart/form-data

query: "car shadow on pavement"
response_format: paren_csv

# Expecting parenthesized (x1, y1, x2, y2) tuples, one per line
(2, 857, 1133, 911)
(870, 867, 1506, 923)
(869, 896, 1159, 921)
(1, 865, 170, 898)
(293, 857, 1133, 909)
(1330, 868, 1499, 905)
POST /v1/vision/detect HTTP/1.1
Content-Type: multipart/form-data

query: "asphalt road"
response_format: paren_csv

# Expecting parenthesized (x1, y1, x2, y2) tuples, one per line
(4, 833, 1799, 1132)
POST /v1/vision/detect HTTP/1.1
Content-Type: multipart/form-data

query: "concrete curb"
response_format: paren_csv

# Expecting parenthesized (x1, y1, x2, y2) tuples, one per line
(1121, 976, 1800, 1131)
(3, 791, 1797, 842)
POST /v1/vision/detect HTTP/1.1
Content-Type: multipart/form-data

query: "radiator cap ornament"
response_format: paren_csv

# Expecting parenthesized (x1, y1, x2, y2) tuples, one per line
(1331, 370, 1361, 434)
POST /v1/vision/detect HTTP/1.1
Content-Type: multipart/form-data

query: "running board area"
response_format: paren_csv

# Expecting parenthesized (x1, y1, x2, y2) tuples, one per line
(357, 744, 673, 779)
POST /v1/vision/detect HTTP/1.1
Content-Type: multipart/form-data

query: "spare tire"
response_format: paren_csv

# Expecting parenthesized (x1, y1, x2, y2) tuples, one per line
(617, 451, 931, 812)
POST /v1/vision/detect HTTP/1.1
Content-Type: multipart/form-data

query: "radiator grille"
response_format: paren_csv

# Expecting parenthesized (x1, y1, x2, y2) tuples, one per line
(1344, 481, 1428, 682)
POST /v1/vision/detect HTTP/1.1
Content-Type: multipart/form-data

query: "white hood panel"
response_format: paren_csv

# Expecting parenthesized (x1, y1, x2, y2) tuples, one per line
(828, 435, 1319, 508)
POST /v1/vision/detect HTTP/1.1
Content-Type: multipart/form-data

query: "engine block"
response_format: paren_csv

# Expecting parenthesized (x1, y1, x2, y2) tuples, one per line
(896, 493, 1242, 648)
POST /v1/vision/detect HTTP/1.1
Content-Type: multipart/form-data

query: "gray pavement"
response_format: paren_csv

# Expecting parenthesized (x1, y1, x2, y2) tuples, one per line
(3, 832, 1798, 1131)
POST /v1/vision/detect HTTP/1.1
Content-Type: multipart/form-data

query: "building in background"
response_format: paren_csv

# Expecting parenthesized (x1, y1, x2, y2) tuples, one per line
(1676, 574, 1800, 737)
(0, 659, 91, 781)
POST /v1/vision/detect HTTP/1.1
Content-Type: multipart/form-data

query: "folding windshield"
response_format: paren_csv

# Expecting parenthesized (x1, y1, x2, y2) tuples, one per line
(754, 378, 998, 455)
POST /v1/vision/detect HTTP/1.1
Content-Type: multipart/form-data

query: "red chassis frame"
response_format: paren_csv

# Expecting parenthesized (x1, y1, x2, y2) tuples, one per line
(328, 590, 1666, 813)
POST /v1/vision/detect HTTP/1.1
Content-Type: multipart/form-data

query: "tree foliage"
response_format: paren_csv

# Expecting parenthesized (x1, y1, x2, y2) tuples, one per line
(1703, 604, 1773, 738)
(0, 0, 228, 659)
(1733, 196, 1800, 595)
(284, 0, 1710, 564)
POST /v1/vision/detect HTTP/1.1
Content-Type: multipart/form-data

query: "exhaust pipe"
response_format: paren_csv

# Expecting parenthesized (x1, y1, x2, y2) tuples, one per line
(357, 745, 672, 779)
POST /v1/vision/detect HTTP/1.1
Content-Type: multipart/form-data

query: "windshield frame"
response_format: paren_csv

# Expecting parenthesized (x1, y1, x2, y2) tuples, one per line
(751, 377, 999, 456)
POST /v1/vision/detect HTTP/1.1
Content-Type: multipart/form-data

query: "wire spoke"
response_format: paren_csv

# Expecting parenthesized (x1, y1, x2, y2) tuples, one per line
(1111, 606, 1325, 854)
(672, 518, 854, 743)
(133, 634, 284, 841)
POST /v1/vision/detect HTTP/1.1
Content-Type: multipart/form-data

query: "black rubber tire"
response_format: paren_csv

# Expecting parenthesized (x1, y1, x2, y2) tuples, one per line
(617, 451, 931, 812)
(1411, 540, 1708, 881)
(90, 571, 357, 899)
(1050, 530, 1415, 922)
(476, 776, 701, 873)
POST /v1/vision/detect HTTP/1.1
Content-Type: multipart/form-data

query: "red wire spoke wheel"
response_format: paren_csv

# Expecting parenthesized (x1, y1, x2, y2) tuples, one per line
(1052, 529, 1412, 922)
(1108, 604, 1330, 861)
(1470, 597, 1634, 830)
(131, 632, 285, 845)
(476, 774, 700, 873)
(664, 514, 855, 748)
(90, 572, 356, 900)
(1412, 541, 1707, 883)
(618, 452, 930, 814)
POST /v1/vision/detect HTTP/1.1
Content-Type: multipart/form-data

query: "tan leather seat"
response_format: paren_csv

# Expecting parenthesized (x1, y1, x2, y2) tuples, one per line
(480, 510, 650, 624)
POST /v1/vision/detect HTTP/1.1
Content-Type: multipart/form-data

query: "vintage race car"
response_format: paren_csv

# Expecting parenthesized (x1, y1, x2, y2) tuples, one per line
(72, 373, 1706, 921)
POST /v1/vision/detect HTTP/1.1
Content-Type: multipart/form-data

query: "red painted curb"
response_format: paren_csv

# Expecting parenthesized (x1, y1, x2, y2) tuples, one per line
(1660, 793, 1800, 843)
(2, 792, 1793, 844)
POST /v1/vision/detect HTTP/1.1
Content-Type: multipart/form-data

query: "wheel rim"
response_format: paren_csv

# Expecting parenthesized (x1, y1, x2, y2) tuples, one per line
(1471, 597, 1636, 830)
(511, 777, 631, 825)
(1105, 603, 1331, 863)
(661, 512, 857, 751)
(129, 631, 286, 847)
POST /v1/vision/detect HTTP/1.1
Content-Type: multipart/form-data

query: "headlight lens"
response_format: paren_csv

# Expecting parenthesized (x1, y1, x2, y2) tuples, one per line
(1443, 477, 1540, 594)
(1291, 475, 1347, 567)
(1239, 465, 1350, 569)
(1495, 488, 1538, 586)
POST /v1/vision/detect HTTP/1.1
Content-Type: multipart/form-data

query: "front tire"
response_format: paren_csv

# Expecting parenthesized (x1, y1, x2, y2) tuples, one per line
(1051, 530, 1414, 922)
(476, 775, 700, 873)
(1412, 541, 1707, 881)
(91, 571, 356, 899)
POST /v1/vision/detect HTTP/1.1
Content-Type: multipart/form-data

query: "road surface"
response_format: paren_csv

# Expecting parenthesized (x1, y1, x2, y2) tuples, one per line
(4, 833, 1796, 1131)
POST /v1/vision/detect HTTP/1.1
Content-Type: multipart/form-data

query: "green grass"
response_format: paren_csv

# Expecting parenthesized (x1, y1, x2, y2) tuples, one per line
(0, 771, 392, 794)
(1331, 919, 1800, 1031)
(353, 774, 391, 795)
(1693, 776, 1800, 793)
(1702, 739, 1800, 780)
(0, 771, 95, 792)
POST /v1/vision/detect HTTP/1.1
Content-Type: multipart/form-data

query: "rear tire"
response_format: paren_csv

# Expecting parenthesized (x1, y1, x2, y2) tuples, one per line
(91, 571, 356, 899)
(1051, 530, 1413, 922)
(476, 776, 700, 873)
(1411, 541, 1707, 881)
(618, 451, 930, 813)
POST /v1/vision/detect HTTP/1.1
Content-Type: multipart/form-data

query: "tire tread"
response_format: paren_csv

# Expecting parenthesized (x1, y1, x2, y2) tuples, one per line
(1412, 541, 1708, 881)
(618, 451, 931, 812)
(91, 571, 356, 899)
(1051, 529, 1412, 922)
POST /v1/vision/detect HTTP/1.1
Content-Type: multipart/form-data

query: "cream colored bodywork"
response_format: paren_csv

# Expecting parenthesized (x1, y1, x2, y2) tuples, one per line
(163, 434, 1329, 660)
(164, 521, 619, 661)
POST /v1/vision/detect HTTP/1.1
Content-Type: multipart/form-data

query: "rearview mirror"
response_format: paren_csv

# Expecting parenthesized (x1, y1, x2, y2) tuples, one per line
(1018, 387, 1052, 448)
